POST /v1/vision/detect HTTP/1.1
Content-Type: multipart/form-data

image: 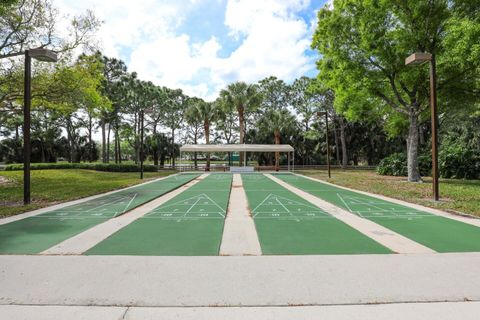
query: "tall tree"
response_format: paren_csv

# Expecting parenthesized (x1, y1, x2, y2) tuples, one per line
(100, 55, 128, 163)
(258, 76, 290, 111)
(161, 88, 187, 168)
(0, 0, 101, 107)
(145, 85, 167, 166)
(195, 100, 219, 171)
(290, 77, 323, 165)
(219, 81, 262, 166)
(257, 109, 297, 170)
(216, 98, 239, 165)
(312, 0, 480, 181)
(185, 98, 204, 169)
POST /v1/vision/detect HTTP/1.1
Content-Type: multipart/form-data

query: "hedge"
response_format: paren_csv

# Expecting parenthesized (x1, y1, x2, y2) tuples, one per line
(5, 163, 158, 172)
(377, 152, 431, 177)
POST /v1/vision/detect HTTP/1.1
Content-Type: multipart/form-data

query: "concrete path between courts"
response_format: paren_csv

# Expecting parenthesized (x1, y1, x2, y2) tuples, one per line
(219, 174, 261, 256)
(266, 174, 435, 254)
(1, 254, 480, 307)
(42, 175, 206, 255)
(2, 302, 480, 320)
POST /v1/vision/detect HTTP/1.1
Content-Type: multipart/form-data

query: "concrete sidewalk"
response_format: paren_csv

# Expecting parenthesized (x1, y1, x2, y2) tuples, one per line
(1, 253, 480, 307)
(2, 302, 480, 320)
(219, 174, 261, 255)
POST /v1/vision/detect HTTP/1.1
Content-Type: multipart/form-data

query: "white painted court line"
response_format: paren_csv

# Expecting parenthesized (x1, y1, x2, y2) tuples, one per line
(266, 174, 435, 254)
(41, 174, 207, 255)
(219, 174, 262, 256)
(0, 173, 181, 226)
(296, 173, 480, 227)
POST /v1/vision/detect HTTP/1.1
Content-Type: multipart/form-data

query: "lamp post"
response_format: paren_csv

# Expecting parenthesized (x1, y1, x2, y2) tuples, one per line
(23, 49, 58, 205)
(317, 111, 331, 178)
(405, 52, 439, 201)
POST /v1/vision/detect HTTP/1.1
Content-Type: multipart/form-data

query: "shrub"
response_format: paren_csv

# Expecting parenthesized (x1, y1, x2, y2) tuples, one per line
(439, 141, 480, 179)
(5, 163, 157, 172)
(377, 153, 407, 176)
(418, 154, 432, 177)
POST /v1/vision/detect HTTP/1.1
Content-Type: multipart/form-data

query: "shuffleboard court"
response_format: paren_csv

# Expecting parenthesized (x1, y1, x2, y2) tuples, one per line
(0, 173, 199, 254)
(86, 173, 232, 256)
(275, 173, 480, 253)
(241, 174, 391, 255)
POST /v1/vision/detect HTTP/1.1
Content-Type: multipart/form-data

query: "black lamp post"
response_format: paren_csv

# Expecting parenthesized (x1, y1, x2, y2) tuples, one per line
(23, 49, 58, 204)
(405, 52, 439, 201)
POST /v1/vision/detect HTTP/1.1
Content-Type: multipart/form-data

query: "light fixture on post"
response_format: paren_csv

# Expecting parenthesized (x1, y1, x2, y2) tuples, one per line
(405, 52, 439, 201)
(317, 111, 331, 179)
(23, 48, 58, 205)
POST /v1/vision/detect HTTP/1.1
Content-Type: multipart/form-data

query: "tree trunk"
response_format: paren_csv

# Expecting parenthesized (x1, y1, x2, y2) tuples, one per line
(274, 131, 280, 171)
(114, 128, 118, 163)
(419, 123, 425, 146)
(407, 112, 421, 182)
(193, 134, 198, 169)
(106, 124, 111, 163)
(238, 106, 244, 166)
(339, 117, 347, 168)
(15, 124, 21, 161)
(171, 128, 175, 168)
(134, 113, 139, 164)
(88, 115, 93, 162)
(115, 121, 122, 164)
(101, 121, 106, 163)
(66, 119, 73, 163)
(118, 129, 122, 164)
(40, 139, 46, 163)
(205, 122, 210, 171)
(333, 120, 340, 165)
(153, 126, 159, 166)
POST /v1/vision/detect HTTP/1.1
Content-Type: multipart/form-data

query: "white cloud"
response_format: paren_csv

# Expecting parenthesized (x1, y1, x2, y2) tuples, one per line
(54, 0, 318, 101)
(55, 0, 192, 57)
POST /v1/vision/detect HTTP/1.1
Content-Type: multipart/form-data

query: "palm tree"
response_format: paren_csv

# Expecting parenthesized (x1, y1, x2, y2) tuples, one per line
(219, 82, 262, 166)
(258, 109, 297, 171)
(185, 98, 203, 169)
(195, 100, 219, 171)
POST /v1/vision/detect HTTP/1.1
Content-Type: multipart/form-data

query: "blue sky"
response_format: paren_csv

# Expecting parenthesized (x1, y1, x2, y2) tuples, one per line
(55, 0, 328, 101)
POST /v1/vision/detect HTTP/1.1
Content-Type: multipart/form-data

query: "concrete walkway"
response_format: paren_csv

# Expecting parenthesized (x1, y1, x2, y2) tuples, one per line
(219, 174, 261, 256)
(3, 302, 480, 320)
(1, 253, 480, 307)
(42, 175, 206, 255)
(266, 174, 435, 254)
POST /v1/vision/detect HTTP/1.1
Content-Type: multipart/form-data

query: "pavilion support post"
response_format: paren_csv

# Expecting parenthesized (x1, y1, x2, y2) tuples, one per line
(287, 152, 290, 171)
(293, 152, 295, 172)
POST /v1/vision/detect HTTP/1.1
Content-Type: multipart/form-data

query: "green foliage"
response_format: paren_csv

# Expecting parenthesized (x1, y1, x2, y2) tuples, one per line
(258, 76, 289, 111)
(377, 153, 408, 176)
(312, 0, 480, 180)
(377, 152, 432, 177)
(5, 163, 157, 172)
(439, 139, 480, 179)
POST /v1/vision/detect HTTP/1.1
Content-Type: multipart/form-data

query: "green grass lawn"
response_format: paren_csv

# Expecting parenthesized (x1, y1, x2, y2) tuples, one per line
(0, 169, 176, 218)
(299, 170, 480, 217)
